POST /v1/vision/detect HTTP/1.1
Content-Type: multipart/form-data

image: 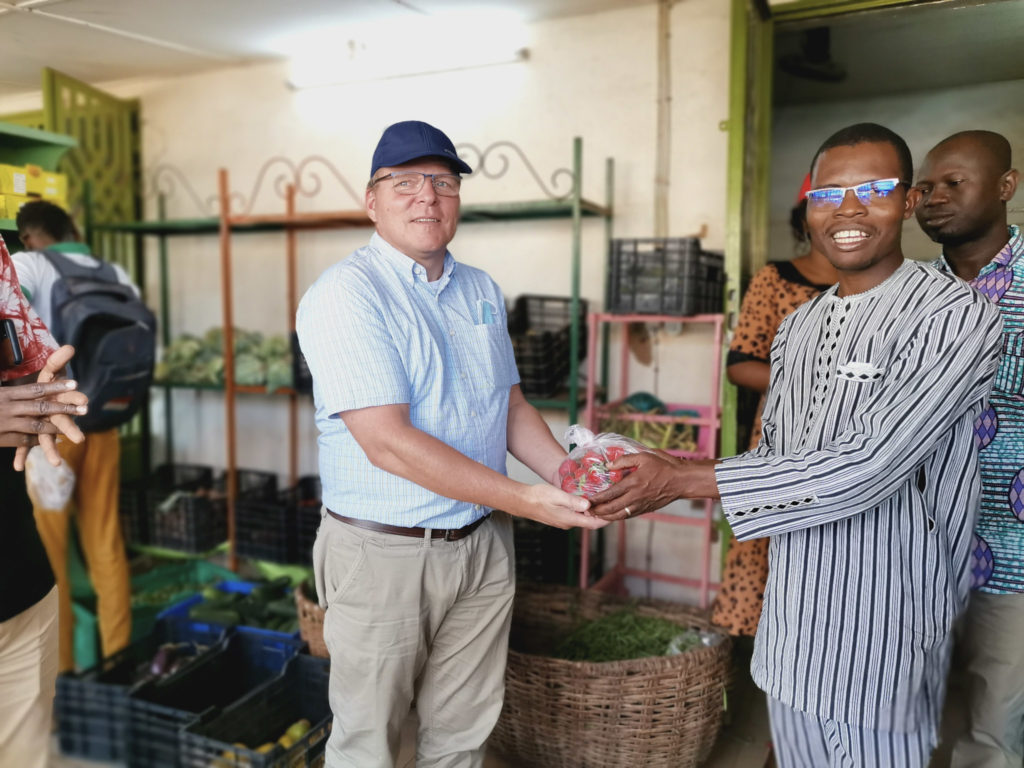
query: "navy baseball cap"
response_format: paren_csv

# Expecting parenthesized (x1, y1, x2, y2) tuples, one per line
(370, 120, 473, 178)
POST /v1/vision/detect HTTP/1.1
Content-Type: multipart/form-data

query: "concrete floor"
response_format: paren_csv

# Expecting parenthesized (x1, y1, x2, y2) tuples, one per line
(49, 646, 971, 768)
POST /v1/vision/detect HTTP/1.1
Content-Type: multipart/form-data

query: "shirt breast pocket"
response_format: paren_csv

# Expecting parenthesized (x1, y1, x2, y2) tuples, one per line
(993, 332, 1024, 396)
(833, 361, 884, 418)
(474, 323, 518, 390)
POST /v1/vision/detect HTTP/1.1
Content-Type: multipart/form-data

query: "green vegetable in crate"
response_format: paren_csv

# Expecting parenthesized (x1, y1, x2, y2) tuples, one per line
(188, 604, 242, 627)
(252, 576, 291, 602)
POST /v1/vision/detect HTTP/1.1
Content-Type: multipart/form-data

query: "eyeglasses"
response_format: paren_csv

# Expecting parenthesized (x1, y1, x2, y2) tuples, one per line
(369, 171, 462, 197)
(805, 178, 904, 208)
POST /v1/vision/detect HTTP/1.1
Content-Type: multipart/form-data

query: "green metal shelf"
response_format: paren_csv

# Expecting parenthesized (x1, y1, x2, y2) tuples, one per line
(156, 381, 300, 396)
(0, 121, 76, 169)
(93, 198, 611, 237)
(158, 379, 577, 410)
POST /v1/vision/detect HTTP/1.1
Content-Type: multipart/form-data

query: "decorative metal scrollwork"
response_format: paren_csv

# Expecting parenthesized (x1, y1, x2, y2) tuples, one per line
(142, 157, 365, 216)
(143, 164, 219, 216)
(143, 143, 570, 215)
(456, 141, 576, 201)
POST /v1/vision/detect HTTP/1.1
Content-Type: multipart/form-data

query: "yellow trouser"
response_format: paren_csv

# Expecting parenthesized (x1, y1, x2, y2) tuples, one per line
(32, 428, 131, 672)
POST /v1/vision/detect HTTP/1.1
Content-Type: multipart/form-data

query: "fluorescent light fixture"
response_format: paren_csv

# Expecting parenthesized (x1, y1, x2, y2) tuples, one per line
(283, 10, 529, 90)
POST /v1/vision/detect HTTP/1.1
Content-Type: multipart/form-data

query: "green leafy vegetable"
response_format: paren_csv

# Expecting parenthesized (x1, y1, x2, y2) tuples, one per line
(552, 609, 698, 663)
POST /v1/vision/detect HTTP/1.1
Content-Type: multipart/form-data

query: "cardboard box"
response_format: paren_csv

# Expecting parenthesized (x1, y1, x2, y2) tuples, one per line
(0, 164, 28, 196)
(0, 193, 32, 219)
(24, 164, 68, 201)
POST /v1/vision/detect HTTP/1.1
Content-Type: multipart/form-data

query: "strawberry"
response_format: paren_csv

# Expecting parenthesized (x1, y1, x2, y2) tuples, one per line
(605, 445, 626, 462)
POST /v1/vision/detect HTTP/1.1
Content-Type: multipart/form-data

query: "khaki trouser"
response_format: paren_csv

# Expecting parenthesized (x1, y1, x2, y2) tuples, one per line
(0, 587, 58, 768)
(32, 428, 131, 672)
(951, 590, 1024, 768)
(313, 510, 515, 768)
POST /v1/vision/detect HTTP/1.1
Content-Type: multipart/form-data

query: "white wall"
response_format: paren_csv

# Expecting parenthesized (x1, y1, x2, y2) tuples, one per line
(770, 79, 1024, 266)
(3, 1, 733, 603)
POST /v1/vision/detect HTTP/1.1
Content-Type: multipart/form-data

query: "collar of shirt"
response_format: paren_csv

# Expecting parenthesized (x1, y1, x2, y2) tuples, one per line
(826, 257, 916, 305)
(46, 240, 92, 256)
(369, 232, 456, 292)
(934, 225, 1022, 279)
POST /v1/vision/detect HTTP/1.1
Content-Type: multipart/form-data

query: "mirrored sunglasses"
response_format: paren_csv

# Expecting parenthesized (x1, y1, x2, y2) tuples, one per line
(805, 178, 903, 208)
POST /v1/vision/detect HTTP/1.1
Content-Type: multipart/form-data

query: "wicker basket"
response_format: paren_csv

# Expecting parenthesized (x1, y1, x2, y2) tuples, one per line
(294, 580, 328, 658)
(490, 584, 731, 768)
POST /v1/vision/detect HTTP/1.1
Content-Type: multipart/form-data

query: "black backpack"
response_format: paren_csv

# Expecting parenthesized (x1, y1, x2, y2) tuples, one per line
(40, 249, 156, 433)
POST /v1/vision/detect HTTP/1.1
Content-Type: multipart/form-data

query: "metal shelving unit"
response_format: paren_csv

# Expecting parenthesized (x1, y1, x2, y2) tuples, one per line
(98, 137, 615, 570)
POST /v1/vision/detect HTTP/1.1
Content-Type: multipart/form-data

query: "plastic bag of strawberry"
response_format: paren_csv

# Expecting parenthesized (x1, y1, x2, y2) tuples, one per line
(558, 424, 649, 498)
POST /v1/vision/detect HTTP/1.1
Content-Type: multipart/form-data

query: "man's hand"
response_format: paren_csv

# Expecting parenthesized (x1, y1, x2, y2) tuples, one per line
(588, 452, 721, 521)
(12, 345, 87, 470)
(516, 483, 608, 530)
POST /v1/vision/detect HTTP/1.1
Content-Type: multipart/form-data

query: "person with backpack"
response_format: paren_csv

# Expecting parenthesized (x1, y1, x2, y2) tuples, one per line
(13, 199, 154, 672)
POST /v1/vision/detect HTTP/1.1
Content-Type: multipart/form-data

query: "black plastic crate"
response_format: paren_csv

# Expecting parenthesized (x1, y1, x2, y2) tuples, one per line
(608, 238, 724, 315)
(508, 294, 589, 360)
(293, 476, 323, 566)
(181, 654, 331, 768)
(237, 477, 321, 565)
(699, 249, 726, 314)
(217, 468, 279, 500)
(291, 332, 313, 395)
(150, 494, 226, 555)
(236, 492, 292, 564)
(508, 294, 588, 398)
(56, 618, 223, 762)
(120, 482, 150, 546)
(145, 464, 219, 553)
(128, 629, 305, 767)
(512, 518, 575, 584)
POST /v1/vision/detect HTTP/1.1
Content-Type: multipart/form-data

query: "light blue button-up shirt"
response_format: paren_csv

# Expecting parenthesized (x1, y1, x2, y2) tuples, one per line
(296, 232, 519, 528)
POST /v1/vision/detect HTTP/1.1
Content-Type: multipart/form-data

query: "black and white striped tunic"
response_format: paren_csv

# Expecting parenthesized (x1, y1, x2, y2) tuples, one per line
(716, 259, 1003, 735)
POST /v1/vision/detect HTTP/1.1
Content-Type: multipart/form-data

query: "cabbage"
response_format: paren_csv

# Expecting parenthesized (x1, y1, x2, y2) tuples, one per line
(265, 358, 293, 393)
(234, 353, 266, 386)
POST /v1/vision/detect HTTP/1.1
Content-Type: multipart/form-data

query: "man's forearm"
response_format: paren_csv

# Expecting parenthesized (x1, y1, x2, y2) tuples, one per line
(358, 420, 537, 515)
(677, 459, 722, 500)
(506, 393, 565, 485)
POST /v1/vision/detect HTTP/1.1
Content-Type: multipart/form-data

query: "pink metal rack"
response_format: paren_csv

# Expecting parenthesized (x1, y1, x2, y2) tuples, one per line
(578, 311, 724, 608)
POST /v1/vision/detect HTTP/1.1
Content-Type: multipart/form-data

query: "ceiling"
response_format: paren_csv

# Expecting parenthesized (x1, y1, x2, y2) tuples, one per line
(774, 0, 1024, 105)
(0, 0, 646, 101)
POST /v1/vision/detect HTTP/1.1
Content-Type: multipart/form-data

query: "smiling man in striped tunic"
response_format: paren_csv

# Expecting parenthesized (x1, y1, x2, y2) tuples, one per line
(591, 123, 1003, 767)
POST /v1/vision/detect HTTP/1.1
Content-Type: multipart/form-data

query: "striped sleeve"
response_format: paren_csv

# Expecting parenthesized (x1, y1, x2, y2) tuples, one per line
(716, 297, 1002, 540)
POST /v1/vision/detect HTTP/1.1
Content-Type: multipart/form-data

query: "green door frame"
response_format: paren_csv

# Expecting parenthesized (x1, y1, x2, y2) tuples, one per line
(723, 0, 923, 457)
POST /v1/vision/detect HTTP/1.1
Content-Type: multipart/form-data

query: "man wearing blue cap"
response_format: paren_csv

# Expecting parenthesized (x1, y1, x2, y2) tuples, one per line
(297, 120, 604, 767)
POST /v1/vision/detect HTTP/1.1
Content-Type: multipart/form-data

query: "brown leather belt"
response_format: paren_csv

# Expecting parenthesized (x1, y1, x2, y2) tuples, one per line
(325, 508, 489, 541)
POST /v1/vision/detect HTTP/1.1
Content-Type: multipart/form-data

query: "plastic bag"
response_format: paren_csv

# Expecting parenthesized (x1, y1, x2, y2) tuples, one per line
(558, 424, 648, 497)
(665, 628, 727, 656)
(25, 445, 76, 511)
